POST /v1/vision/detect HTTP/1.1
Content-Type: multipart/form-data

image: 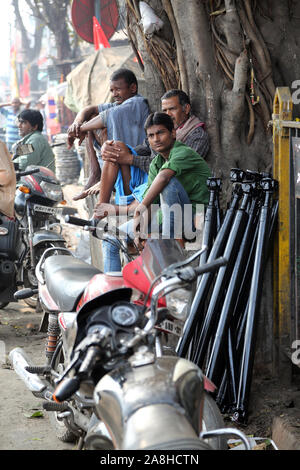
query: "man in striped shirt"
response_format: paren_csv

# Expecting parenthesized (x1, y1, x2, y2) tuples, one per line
(0, 97, 29, 152)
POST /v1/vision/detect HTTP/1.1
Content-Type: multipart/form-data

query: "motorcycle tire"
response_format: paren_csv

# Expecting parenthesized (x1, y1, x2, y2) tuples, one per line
(202, 392, 228, 450)
(22, 241, 66, 309)
(48, 345, 78, 443)
(0, 302, 9, 309)
(49, 406, 78, 443)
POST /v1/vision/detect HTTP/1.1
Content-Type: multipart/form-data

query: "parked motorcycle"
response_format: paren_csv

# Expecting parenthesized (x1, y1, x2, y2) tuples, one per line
(0, 143, 66, 309)
(10, 217, 251, 450)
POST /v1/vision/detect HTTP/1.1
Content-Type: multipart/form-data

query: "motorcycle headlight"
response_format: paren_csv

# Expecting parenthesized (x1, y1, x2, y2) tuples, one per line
(164, 287, 191, 321)
(40, 181, 63, 201)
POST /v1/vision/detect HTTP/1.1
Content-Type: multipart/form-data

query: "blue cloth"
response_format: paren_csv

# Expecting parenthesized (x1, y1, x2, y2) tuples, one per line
(114, 145, 148, 205)
(98, 94, 149, 147)
(102, 219, 135, 272)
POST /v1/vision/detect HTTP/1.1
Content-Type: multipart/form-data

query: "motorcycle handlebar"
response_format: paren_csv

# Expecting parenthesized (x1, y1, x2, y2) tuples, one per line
(17, 168, 40, 178)
(64, 215, 97, 227)
(162, 256, 227, 282)
(53, 377, 80, 403)
(52, 345, 98, 402)
(193, 256, 227, 276)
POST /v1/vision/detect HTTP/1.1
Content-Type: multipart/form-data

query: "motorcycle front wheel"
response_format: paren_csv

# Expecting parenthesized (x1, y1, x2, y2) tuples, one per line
(22, 241, 66, 309)
(202, 392, 228, 450)
(0, 302, 9, 309)
(48, 343, 78, 443)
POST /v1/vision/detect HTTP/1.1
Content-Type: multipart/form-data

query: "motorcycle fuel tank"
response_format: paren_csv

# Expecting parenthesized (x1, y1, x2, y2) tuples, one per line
(93, 355, 205, 449)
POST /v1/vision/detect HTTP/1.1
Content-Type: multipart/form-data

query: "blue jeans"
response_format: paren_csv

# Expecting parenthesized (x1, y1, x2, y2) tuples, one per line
(102, 177, 196, 272)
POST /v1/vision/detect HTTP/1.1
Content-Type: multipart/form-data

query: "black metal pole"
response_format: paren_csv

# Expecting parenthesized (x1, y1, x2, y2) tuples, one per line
(192, 182, 253, 368)
(206, 185, 261, 384)
(232, 178, 275, 424)
(198, 177, 222, 268)
(176, 180, 243, 358)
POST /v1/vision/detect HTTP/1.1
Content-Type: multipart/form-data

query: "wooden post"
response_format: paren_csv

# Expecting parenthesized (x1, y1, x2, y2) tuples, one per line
(272, 87, 293, 376)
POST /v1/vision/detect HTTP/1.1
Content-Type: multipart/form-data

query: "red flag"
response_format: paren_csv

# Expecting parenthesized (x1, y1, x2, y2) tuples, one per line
(93, 16, 110, 50)
(19, 68, 30, 98)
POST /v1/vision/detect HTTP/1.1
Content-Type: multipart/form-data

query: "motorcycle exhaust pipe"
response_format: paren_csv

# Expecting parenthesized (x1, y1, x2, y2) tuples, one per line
(9, 348, 51, 398)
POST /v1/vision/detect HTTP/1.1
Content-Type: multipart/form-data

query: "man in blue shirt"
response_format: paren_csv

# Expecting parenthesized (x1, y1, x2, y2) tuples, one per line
(0, 97, 30, 152)
(67, 68, 150, 205)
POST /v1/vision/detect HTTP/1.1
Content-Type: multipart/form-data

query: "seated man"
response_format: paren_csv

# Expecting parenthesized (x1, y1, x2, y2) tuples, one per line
(97, 112, 211, 273)
(99, 88, 210, 176)
(90, 88, 210, 217)
(67, 68, 150, 205)
(14, 109, 55, 172)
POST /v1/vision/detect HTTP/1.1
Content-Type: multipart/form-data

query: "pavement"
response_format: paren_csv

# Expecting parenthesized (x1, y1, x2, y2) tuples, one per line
(1, 182, 299, 451)
(272, 416, 300, 450)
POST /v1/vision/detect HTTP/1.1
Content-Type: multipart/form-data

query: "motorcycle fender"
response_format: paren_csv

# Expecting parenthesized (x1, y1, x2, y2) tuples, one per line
(76, 274, 127, 311)
(58, 312, 78, 363)
(93, 356, 205, 449)
(39, 282, 60, 313)
(32, 230, 65, 247)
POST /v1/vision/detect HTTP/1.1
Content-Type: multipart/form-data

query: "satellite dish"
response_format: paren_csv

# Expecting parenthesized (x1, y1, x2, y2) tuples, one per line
(71, 0, 119, 44)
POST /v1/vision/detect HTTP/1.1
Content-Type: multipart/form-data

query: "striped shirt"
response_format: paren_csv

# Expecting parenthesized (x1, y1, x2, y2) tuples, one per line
(0, 108, 19, 151)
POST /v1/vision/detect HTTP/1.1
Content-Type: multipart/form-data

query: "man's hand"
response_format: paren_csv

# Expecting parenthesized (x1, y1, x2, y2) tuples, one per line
(93, 202, 117, 220)
(133, 203, 149, 250)
(67, 122, 86, 149)
(101, 140, 133, 165)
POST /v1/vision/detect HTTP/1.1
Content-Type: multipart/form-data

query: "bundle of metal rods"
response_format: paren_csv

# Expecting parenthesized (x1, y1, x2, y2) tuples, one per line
(176, 169, 278, 424)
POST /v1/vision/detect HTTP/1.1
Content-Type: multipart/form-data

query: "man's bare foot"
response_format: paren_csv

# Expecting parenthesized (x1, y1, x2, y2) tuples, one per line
(72, 181, 101, 201)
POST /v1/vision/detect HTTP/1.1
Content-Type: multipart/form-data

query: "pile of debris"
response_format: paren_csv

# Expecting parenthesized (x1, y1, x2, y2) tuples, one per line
(53, 134, 81, 185)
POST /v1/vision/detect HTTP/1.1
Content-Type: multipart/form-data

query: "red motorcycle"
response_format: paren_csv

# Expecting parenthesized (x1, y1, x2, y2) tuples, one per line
(11, 217, 250, 450)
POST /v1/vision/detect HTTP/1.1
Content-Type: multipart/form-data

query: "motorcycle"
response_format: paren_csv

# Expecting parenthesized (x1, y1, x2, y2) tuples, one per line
(0, 143, 66, 309)
(10, 217, 251, 450)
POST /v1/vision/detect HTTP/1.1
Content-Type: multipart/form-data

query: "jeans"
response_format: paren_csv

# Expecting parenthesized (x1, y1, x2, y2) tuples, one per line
(102, 177, 196, 273)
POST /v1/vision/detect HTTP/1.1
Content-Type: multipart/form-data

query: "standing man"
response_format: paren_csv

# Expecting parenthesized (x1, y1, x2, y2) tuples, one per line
(0, 97, 30, 152)
(15, 109, 55, 172)
(67, 68, 150, 202)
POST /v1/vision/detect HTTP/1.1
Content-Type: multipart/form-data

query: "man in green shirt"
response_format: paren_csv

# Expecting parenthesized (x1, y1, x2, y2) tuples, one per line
(14, 109, 55, 173)
(99, 112, 211, 272)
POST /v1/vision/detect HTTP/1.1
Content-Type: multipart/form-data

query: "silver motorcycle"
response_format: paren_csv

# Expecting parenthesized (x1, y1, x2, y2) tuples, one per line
(10, 221, 251, 450)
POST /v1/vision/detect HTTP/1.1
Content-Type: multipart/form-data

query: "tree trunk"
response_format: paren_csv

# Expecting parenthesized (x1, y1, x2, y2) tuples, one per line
(124, 0, 300, 201)
(12, 0, 45, 94)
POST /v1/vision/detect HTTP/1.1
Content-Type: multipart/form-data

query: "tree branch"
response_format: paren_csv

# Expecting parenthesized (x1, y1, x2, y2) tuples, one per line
(161, 0, 189, 93)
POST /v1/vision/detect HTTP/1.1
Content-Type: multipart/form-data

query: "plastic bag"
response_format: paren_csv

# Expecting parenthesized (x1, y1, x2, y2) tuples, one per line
(139, 1, 164, 34)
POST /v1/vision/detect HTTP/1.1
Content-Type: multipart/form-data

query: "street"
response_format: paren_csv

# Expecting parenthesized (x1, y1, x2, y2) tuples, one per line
(0, 300, 73, 450)
(0, 184, 84, 450)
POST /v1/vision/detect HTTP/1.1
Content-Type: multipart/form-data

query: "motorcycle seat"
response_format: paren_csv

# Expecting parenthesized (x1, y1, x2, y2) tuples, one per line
(44, 255, 102, 311)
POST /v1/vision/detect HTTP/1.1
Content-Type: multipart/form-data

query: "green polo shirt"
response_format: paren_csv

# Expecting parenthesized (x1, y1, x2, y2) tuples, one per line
(14, 131, 55, 173)
(143, 140, 211, 210)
